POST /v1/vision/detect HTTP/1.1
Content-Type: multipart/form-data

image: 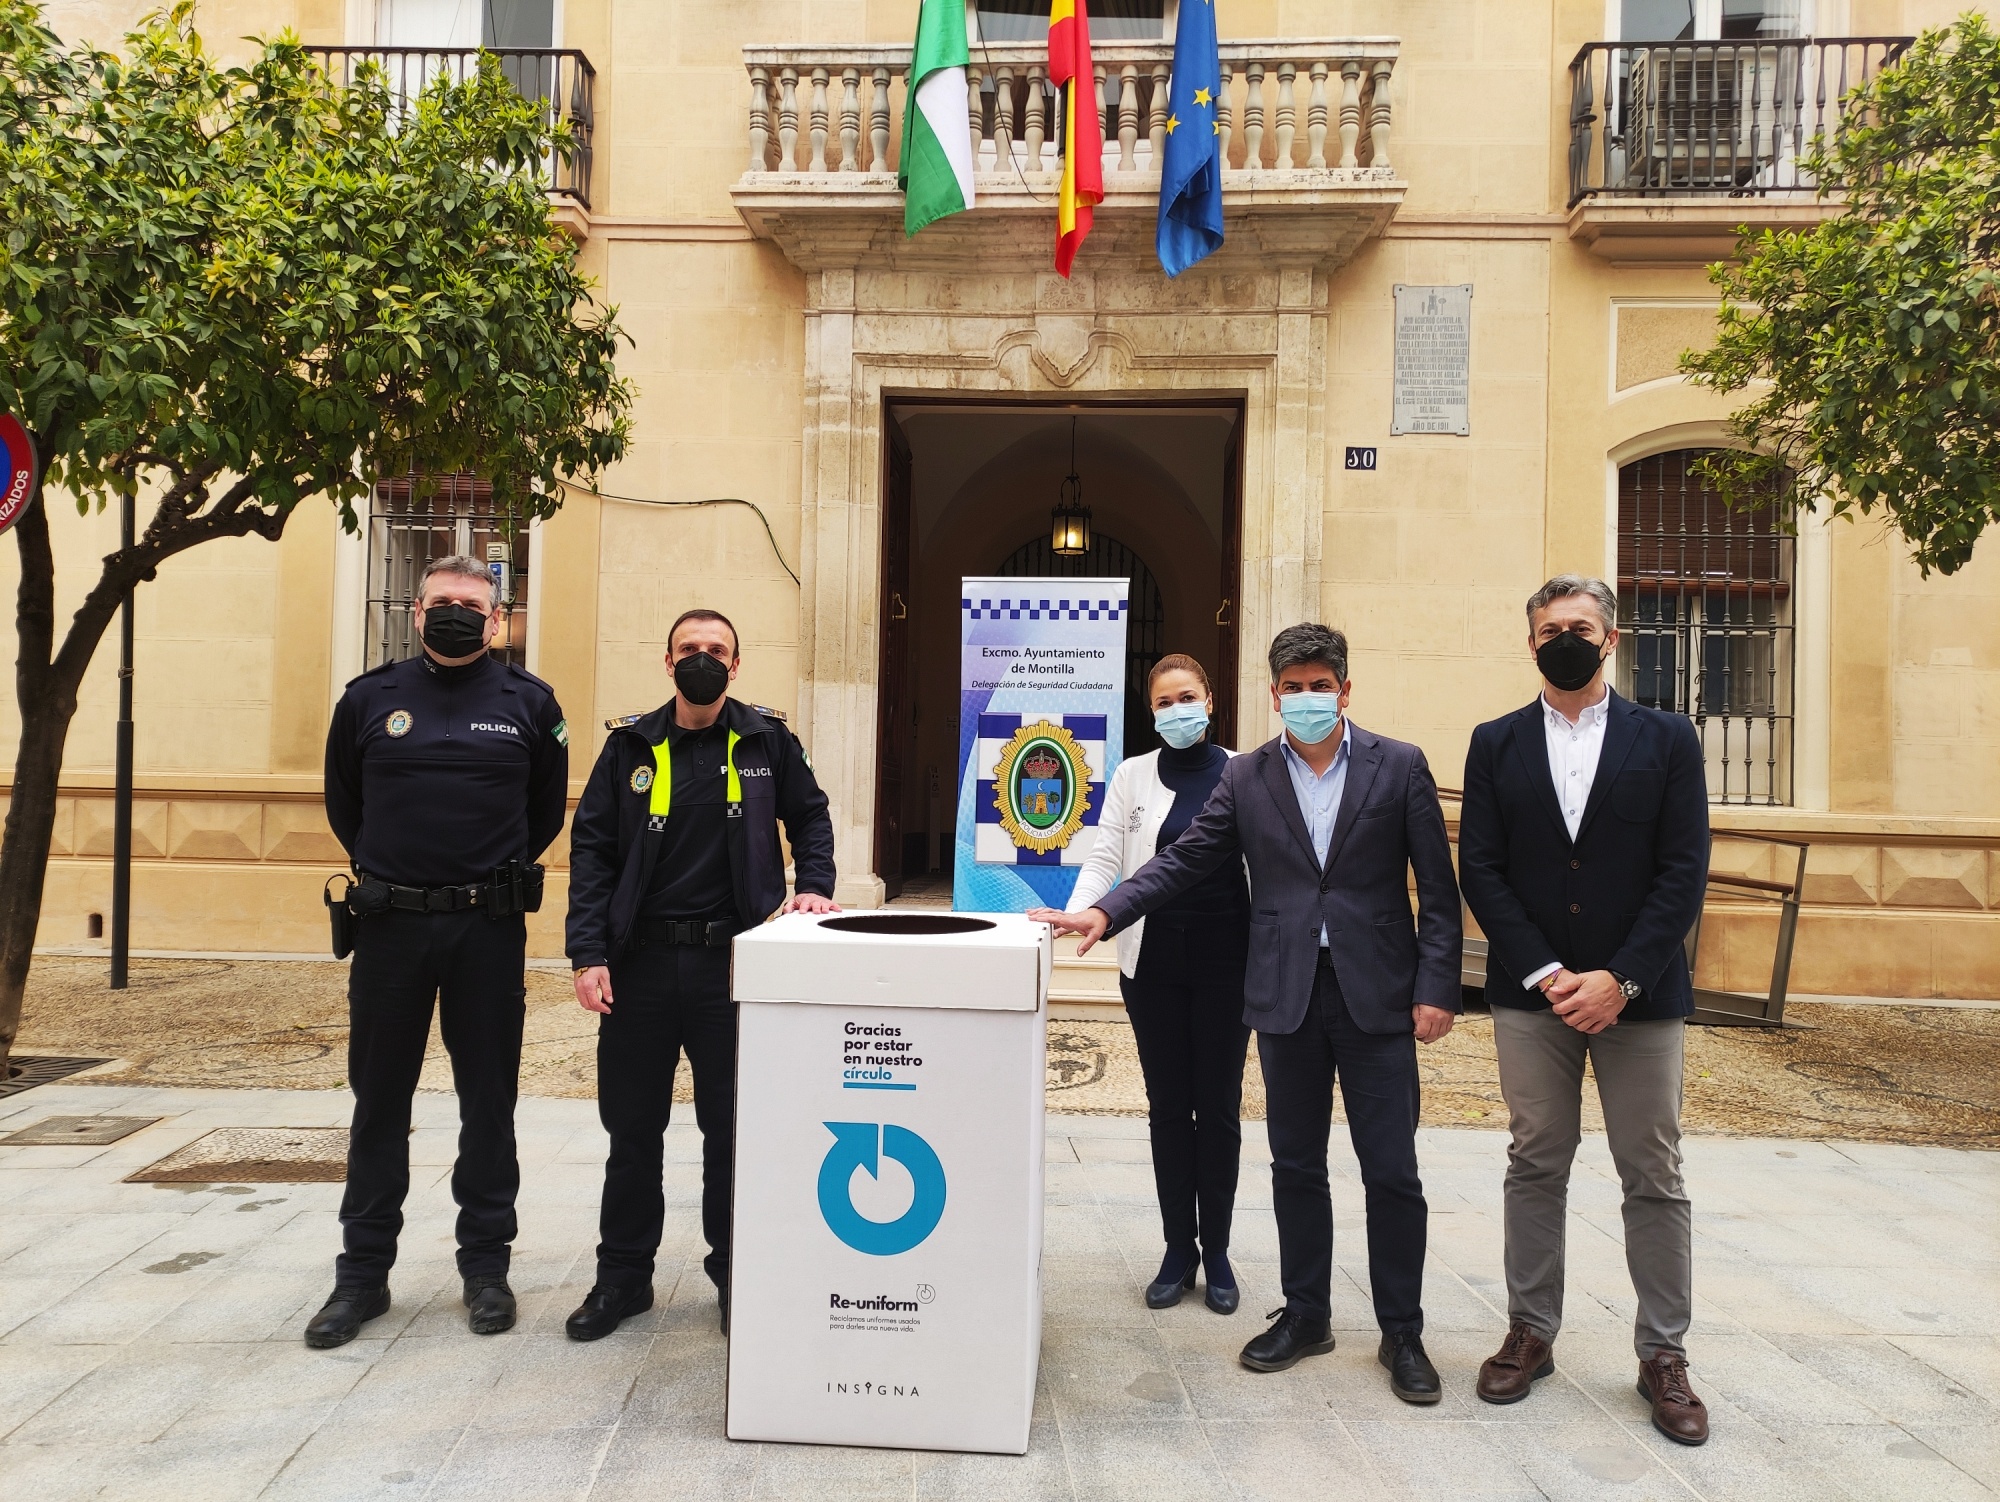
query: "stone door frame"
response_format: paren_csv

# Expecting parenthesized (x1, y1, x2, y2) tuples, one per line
(795, 263, 1330, 905)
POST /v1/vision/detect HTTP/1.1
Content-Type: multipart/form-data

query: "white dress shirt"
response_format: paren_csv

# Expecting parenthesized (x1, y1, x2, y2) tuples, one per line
(1280, 730, 1350, 949)
(1522, 687, 1610, 990)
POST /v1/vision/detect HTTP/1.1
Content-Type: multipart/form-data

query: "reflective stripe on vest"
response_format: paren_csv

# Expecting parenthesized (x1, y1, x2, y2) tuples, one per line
(647, 729, 743, 820)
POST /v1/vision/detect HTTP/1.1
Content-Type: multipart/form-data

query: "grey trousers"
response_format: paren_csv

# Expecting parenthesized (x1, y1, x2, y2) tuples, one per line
(1492, 1006, 1691, 1359)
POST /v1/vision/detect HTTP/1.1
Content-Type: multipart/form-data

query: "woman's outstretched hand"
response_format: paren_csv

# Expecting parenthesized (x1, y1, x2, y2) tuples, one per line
(1027, 906, 1112, 954)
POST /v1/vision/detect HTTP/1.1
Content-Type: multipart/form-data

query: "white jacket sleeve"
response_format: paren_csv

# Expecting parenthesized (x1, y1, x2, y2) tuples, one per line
(1065, 760, 1131, 913)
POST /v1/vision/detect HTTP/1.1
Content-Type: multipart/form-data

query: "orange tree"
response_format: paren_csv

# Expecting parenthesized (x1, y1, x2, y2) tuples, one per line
(0, 2, 631, 1076)
(1686, 16, 2000, 576)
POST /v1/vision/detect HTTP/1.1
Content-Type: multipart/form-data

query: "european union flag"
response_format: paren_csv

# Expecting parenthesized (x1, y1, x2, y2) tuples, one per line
(1156, 0, 1224, 276)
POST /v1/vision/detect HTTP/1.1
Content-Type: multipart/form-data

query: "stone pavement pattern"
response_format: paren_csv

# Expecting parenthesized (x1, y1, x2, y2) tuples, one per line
(0, 1082, 1995, 1501)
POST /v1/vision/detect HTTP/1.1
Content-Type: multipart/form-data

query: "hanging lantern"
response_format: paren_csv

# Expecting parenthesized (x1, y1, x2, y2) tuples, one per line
(1049, 417, 1092, 556)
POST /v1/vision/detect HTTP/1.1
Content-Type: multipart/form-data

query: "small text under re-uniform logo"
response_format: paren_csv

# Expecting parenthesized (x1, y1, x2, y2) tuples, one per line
(385, 710, 413, 738)
(630, 765, 654, 794)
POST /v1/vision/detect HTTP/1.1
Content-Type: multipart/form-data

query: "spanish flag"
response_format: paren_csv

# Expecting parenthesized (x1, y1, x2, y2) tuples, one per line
(1049, 0, 1103, 277)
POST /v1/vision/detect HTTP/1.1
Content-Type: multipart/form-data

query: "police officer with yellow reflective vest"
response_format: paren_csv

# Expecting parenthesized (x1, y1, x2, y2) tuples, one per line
(563, 607, 838, 1341)
(308, 555, 569, 1349)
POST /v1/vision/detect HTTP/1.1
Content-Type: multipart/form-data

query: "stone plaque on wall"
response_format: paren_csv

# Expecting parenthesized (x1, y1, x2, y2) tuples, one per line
(1391, 283, 1472, 436)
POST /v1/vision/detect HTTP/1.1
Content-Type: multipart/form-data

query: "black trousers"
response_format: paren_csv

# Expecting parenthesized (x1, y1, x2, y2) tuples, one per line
(594, 940, 735, 1291)
(1257, 957, 1427, 1332)
(1119, 916, 1250, 1255)
(337, 908, 526, 1285)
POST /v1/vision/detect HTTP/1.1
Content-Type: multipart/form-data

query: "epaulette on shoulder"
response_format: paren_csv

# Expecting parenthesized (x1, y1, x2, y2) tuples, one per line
(504, 662, 554, 692)
(603, 712, 645, 730)
(750, 703, 788, 723)
(346, 659, 401, 689)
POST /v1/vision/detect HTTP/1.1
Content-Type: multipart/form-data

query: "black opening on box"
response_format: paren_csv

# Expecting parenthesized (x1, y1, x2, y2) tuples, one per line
(817, 914, 997, 936)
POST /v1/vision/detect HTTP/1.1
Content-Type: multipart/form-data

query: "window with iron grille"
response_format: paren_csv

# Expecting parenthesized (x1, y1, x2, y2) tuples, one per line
(1615, 448, 1793, 804)
(998, 532, 1168, 754)
(365, 473, 530, 669)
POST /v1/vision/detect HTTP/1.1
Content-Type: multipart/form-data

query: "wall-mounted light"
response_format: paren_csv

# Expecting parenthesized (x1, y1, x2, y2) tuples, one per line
(1049, 417, 1092, 556)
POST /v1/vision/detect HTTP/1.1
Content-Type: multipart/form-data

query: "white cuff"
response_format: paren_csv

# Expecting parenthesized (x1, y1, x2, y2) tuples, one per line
(1522, 961, 1562, 992)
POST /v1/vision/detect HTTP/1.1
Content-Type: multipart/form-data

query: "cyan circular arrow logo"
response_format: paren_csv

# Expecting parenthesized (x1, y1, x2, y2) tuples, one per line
(817, 1121, 947, 1257)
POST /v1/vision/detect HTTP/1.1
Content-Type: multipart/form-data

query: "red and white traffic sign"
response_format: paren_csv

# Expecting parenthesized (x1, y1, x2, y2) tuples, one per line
(0, 413, 36, 538)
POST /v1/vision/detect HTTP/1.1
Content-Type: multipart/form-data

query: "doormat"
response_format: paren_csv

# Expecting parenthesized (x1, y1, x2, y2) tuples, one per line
(126, 1126, 350, 1183)
(1, 1115, 160, 1146)
(0, 1054, 115, 1098)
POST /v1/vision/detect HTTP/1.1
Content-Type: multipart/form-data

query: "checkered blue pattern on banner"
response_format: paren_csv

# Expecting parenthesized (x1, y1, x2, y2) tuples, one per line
(961, 596, 1128, 621)
(972, 713, 1106, 868)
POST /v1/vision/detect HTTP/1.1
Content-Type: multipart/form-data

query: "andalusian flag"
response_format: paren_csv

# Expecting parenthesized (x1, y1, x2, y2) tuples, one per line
(1049, 0, 1103, 276)
(899, 0, 976, 236)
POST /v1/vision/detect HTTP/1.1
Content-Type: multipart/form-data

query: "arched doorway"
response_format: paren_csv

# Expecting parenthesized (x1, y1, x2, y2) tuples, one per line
(997, 531, 1170, 755)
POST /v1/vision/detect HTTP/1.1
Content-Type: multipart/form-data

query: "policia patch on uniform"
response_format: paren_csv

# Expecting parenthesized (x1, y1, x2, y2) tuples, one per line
(385, 709, 413, 738)
(552, 719, 568, 747)
(630, 765, 654, 794)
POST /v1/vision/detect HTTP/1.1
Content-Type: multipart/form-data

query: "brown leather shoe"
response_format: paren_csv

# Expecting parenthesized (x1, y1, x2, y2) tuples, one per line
(1477, 1322, 1555, 1404)
(1637, 1351, 1710, 1445)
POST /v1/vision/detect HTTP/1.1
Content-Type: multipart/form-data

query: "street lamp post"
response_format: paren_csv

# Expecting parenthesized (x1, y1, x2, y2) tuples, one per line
(110, 488, 134, 990)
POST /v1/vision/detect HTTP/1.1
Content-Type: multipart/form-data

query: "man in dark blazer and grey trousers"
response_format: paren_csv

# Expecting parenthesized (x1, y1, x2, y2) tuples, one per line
(1458, 574, 1711, 1446)
(1041, 624, 1462, 1401)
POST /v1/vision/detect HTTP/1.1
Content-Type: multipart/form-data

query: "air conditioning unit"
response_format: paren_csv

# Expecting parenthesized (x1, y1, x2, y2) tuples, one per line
(1624, 43, 1812, 192)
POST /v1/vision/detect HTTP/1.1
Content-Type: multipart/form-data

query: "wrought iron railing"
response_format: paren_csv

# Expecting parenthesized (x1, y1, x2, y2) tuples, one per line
(306, 46, 596, 208)
(1566, 37, 1908, 206)
(1615, 449, 1793, 806)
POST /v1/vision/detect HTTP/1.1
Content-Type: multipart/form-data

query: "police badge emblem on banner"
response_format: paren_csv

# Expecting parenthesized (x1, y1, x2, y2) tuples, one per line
(954, 577, 1127, 912)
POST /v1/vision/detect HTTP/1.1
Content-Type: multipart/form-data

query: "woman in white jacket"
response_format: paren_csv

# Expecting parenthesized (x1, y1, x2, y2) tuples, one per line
(1034, 654, 1251, 1314)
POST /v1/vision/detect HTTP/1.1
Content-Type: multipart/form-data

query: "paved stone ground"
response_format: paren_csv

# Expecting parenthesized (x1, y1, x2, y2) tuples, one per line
(1, 1082, 1995, 1500)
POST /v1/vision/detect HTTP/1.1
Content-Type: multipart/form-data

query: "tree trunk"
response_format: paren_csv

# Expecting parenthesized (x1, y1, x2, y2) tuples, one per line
(0, 486, 71, 1084)
(0, 485, 138, 1084)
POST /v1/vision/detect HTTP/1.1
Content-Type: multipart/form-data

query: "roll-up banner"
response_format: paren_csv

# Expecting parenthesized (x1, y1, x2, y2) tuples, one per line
(954, 576, 1128, 912)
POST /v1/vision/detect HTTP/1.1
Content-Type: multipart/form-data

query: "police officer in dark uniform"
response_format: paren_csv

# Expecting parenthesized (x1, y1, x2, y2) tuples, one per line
(307, 555, 569, 1348)
(563, 606, 837, 1340)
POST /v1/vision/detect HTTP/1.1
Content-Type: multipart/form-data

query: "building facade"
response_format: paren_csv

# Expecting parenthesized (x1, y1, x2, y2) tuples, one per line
(19, 0, 2000, 1002)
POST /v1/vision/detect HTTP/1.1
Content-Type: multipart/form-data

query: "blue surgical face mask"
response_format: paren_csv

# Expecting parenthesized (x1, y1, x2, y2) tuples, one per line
(1278, 692, 1343, 745)
(1153, 702, 1210, 749)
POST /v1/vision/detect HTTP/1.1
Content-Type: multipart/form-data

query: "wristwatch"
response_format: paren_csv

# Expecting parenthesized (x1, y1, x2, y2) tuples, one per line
(1609, 971, 1643, 1003)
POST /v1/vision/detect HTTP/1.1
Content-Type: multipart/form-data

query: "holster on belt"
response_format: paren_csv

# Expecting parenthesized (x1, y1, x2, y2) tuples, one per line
(486, 859, 546, 919)
(324, 874, 356, 960)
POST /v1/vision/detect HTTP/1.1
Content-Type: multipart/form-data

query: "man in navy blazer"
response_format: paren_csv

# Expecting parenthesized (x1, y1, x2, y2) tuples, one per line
(1458, 574, 1712, 1446)
(1043, 624, 1462, 1400)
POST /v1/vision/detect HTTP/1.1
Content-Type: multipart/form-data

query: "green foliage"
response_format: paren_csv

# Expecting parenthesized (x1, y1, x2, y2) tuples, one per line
(1682, 14, 2000, 577)
(0, 0, 630, 533)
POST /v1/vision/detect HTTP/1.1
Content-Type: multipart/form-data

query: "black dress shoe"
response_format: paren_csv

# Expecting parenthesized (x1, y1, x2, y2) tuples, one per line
(304, 1284, 390, 1349)
(463, 1275, 516, 1336)
(1379, 1329, 1442, 1405)
(564, 1283, 653, 1342)
(1239, 1307, 1336, 1372)
(1145, 1247, 1199, 1310)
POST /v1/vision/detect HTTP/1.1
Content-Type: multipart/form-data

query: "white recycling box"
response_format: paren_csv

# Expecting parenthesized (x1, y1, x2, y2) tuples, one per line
(727, 911, 1050, 1454)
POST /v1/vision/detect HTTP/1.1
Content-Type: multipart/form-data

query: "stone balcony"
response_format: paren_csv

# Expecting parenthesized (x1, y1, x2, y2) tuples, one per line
(730, 38, 1404, 272)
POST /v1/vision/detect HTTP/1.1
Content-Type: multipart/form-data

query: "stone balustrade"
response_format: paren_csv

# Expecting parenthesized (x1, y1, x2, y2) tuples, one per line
(742, 38, 1398, 179)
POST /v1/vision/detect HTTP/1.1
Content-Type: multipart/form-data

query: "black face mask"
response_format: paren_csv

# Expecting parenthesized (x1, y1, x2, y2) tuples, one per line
(1536, 630, 1606, 693)
(420, 602, 489, 659)
(674, 650, 731, 706)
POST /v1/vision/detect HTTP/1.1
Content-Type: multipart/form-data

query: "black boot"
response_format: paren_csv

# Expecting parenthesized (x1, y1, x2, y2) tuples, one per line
(304, 1284, 390, 1349)
(463, 1275, 516, 1336)
(564, 1283, 653, 1342)
(1239, 1307, 1336, 1373)
(1145, 1245, 1199, 1310)
(1379, 1329, 1442, 1404)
